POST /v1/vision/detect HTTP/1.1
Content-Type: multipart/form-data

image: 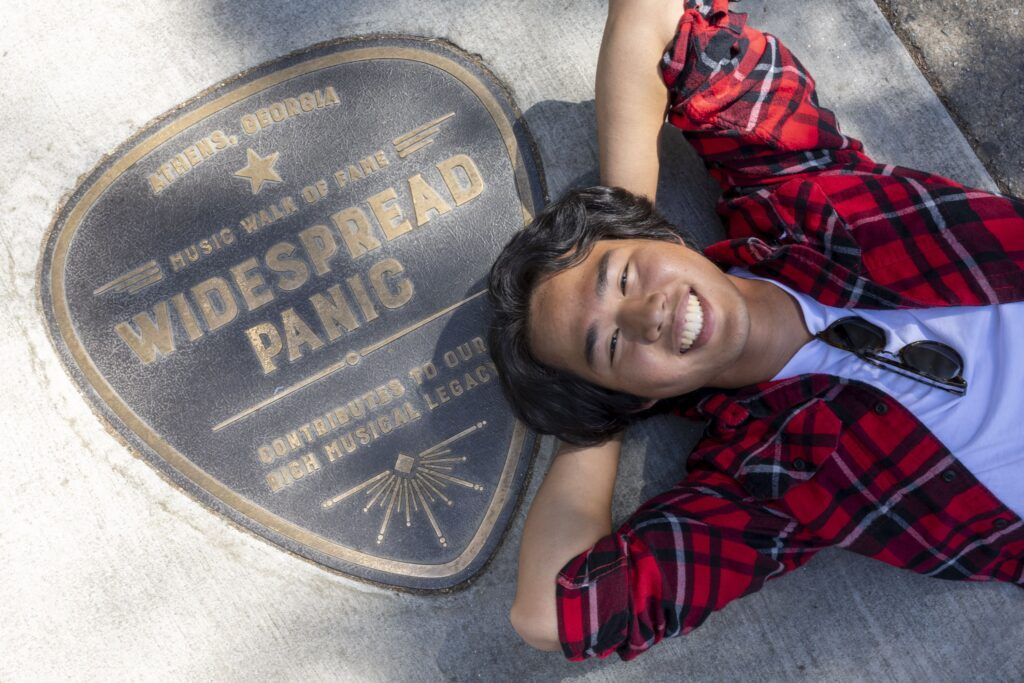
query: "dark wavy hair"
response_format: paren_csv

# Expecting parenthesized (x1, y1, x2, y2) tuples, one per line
(487, 186, 692, 446)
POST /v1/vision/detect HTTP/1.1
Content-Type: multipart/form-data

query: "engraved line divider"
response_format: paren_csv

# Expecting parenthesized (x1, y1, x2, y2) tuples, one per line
(397, 126, 445, 150)
(210, 289, 488, 433)
(93, 260, 162, 295)
(392, 112, 454, 146)
(122, 272, 165, 294)
(395, 126, 443, 152)
(394, 112, 455, 158)
(418, 420, 485, 458)
(397, 138, 436, 159)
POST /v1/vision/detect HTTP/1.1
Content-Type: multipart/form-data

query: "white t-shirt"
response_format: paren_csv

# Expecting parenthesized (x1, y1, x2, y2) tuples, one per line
(730, 268, 1024, 518)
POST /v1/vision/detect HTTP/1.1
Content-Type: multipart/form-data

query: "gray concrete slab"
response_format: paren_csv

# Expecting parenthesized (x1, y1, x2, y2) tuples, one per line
(1, 1, 1020, 681)
(878, 0, 1024, 196)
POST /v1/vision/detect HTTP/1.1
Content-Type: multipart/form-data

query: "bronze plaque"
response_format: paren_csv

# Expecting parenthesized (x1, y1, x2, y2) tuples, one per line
(39, 36, 545, 590)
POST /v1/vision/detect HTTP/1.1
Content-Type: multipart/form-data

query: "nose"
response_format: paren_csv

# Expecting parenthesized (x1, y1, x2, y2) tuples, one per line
(618, 291, 666, 343)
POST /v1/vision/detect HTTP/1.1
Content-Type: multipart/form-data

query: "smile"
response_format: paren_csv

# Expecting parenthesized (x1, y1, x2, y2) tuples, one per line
(676, 292, 704, 353)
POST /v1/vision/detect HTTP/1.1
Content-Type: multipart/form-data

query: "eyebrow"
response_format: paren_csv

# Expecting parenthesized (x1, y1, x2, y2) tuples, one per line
(584, 250, 614, 369)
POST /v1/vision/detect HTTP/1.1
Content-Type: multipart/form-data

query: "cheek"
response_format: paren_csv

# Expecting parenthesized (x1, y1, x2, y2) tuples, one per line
(627, 351, 678, 392)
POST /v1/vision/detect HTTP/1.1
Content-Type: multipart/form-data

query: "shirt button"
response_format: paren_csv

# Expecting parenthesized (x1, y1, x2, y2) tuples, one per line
(873, 402, 889, 415)
(994, 518, 1010, 530)
(793, 459, 807, 471)
(942, 469, 956, 483)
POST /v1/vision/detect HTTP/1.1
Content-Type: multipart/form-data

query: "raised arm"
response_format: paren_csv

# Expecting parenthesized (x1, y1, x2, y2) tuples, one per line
(509, 434, 623, 651)
(596, 0, 681, 200)
(600, 0, 878, 205)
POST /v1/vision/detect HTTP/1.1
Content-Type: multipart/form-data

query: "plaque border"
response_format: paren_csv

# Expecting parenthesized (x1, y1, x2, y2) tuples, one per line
(39, 35, 546, 589)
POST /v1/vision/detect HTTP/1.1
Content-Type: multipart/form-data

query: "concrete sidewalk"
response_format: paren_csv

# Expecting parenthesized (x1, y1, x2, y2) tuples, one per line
(1, 1, 1020, 681)
(879, 0, 1024, 196)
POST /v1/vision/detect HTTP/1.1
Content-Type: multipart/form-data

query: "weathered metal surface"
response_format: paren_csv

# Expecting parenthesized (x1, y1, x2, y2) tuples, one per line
(38, 35, 545, 590)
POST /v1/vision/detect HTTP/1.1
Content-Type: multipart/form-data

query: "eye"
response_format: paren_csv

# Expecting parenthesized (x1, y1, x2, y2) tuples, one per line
(610, 329, 620, 363)
(620, 263, 629, 294)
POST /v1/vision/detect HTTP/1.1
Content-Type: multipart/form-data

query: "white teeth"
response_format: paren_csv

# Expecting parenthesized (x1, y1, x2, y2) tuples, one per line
(679, 293, 703, 353)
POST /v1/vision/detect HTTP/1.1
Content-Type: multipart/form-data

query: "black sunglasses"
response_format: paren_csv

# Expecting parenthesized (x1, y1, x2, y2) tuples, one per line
(815, 317, 967, 396)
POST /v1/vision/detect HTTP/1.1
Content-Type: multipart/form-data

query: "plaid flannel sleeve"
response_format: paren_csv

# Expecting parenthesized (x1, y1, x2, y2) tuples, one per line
(664, 1, 1024, 308)
(661, 0, 874, 195)
(555, 466, 823, 661)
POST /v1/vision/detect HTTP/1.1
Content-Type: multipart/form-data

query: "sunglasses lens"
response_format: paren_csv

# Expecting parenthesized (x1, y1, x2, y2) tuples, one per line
(824, 318, 886, 353)
(901, 342, 963, 380)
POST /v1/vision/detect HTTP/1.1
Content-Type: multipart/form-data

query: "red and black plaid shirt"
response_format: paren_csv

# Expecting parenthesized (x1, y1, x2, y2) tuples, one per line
(556, 0, 1024, 661)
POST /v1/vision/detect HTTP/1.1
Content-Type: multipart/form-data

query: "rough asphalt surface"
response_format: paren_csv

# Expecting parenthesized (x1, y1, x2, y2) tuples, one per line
(878, 0, 1024, 196)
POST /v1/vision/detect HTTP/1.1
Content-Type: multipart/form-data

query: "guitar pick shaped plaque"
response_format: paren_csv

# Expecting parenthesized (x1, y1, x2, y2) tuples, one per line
(39, 36, 544, 590)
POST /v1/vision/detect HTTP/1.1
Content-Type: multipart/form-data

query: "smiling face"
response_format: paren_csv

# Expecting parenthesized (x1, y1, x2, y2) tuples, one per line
(528, 238, 752, 400)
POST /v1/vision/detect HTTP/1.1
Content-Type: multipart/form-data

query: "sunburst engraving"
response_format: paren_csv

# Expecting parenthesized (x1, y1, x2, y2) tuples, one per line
(322, 421, 486, 547)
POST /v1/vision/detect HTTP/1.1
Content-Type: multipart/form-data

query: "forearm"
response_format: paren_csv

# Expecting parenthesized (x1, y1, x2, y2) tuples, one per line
(596, 0, 680, 200)
(510, 434, 623, 651)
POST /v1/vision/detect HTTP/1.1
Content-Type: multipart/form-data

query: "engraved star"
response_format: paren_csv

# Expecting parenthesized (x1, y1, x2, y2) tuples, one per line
(233, 148, 283, 194)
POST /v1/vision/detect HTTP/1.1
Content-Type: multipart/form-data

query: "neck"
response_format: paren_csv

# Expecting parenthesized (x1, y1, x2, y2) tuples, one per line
(714, 275, 812, 389)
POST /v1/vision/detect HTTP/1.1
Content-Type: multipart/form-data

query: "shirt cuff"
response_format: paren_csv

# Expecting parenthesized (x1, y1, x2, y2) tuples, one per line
(555, 534, 634, 661)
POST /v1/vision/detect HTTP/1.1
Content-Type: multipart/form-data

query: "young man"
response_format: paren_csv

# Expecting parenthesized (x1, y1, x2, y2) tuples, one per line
(487, 0, 1024, 662)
